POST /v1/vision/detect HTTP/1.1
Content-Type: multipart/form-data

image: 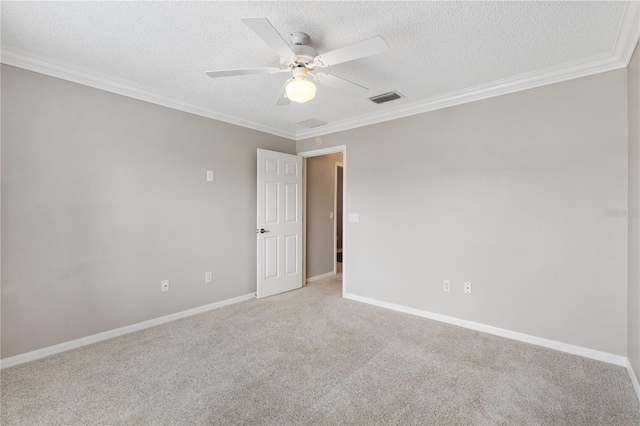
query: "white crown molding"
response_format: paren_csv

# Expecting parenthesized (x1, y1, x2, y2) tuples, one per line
(344, 293, 627, 366)
(0, 47, 297, 141)
(0, 292, 256, 369)
(1, 2, 638, 142)
(295, 53, 619, 140)
(616, 0, 640, 66)
(296, 1, 640, 141)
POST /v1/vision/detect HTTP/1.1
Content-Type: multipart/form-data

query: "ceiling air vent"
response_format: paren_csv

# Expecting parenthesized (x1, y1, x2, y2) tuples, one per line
(296, 118, 328, 128)
(369, 91, 403, 104)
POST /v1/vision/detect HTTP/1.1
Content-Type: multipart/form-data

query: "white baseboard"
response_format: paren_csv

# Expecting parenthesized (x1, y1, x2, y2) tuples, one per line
(0, 292, 256, 369)
(343, 293, 627, 366)
(306, 271, 336, 283)
(627, 360, 640, 403)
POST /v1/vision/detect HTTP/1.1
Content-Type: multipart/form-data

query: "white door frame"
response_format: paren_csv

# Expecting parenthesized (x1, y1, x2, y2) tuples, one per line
(298, 145, 347, 297)
(334, 162, 343, 276)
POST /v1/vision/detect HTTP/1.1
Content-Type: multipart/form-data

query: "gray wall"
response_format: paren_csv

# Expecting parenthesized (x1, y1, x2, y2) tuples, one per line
(629, 42, 640, 378)
(298, 70, 628, 355)
(306, 153, 342, 278)
(1, 65, 295, 358)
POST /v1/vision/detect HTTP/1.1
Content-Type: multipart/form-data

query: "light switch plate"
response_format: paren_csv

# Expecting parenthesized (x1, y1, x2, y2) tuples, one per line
(207, 171, 214, 182)
(330, 212, 334, 220)
(161, 280, 170, 292)
(348, 213, 360, 223)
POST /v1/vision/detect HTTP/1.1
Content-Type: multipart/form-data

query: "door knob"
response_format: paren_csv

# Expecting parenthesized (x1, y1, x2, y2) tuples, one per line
(258, 228, 270, 234)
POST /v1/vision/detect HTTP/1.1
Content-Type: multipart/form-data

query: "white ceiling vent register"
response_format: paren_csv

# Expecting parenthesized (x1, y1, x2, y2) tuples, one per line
(296, 119, 328, 128)
(369, 91, 403, 104)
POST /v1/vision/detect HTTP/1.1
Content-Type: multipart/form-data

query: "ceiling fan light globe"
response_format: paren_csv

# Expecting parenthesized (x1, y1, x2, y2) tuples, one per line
(285, 78, 317, 103)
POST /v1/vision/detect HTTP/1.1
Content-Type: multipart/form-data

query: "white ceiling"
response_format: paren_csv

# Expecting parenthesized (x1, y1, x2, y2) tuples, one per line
(2, 1, 639, 140)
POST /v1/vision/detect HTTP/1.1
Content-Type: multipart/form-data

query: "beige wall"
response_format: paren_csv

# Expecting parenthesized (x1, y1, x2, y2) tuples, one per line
(628, 42, 640, 379)
(306, 153, 342, 278)
(298, 69, 628, 355)
(0, 65, 295, 358)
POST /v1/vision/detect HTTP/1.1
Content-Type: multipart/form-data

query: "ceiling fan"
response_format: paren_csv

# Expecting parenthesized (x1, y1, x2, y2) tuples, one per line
(205, 17, 389, 105)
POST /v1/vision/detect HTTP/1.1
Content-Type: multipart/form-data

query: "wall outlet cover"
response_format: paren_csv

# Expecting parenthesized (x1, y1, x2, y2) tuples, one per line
(161, 280, 170, 292)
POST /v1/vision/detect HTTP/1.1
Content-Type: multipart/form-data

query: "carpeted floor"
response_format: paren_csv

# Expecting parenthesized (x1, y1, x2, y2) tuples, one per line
(2, 274, 639, 425)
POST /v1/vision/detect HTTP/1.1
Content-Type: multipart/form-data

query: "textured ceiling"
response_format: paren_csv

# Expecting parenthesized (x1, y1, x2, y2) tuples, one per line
(0, 1, 629, 137)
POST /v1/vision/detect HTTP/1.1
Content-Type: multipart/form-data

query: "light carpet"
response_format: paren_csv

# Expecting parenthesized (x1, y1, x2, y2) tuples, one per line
(2, 274, 639, 425)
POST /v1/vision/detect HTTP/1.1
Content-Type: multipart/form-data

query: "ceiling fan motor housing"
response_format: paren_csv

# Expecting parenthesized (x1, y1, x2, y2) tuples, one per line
(290, 32, 310, 45)
(280, 33, 318, 68)
(291, 66, 310, 80)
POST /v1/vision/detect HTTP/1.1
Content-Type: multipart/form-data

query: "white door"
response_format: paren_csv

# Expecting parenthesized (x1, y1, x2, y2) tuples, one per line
(257, 149, 303, 298)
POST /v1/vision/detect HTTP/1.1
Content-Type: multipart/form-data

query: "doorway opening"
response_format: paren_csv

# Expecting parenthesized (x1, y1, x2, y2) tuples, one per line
(299, 146, 347, 296)
(335, 162, 343, 275)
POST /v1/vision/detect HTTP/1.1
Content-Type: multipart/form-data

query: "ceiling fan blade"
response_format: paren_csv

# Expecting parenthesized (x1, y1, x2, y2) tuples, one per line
(241, 17, 297, 60)
(313, 72, 369, 97)
(205, 67, 286, 78)
(275, 81, 291, 106)
(314, 36, 388, 67)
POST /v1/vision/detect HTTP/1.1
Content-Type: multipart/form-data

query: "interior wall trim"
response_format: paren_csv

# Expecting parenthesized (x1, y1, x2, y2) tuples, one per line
(0, 293, 256, 369)
(296, 2, 640, 140)
(306, 271, 336, 283)
(627, 361, 640, 403)
(0, 47, 297, 140)
(344, 293, 628, 367)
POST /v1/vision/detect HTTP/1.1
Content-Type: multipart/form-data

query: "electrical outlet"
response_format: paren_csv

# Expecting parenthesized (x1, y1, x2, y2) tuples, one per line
(205, 272, 212, 283)
(161, 280, 170, 292)
(207, 171, 214, 182)
(464, 282, 472, 294)
(443, 280, 451, 292)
